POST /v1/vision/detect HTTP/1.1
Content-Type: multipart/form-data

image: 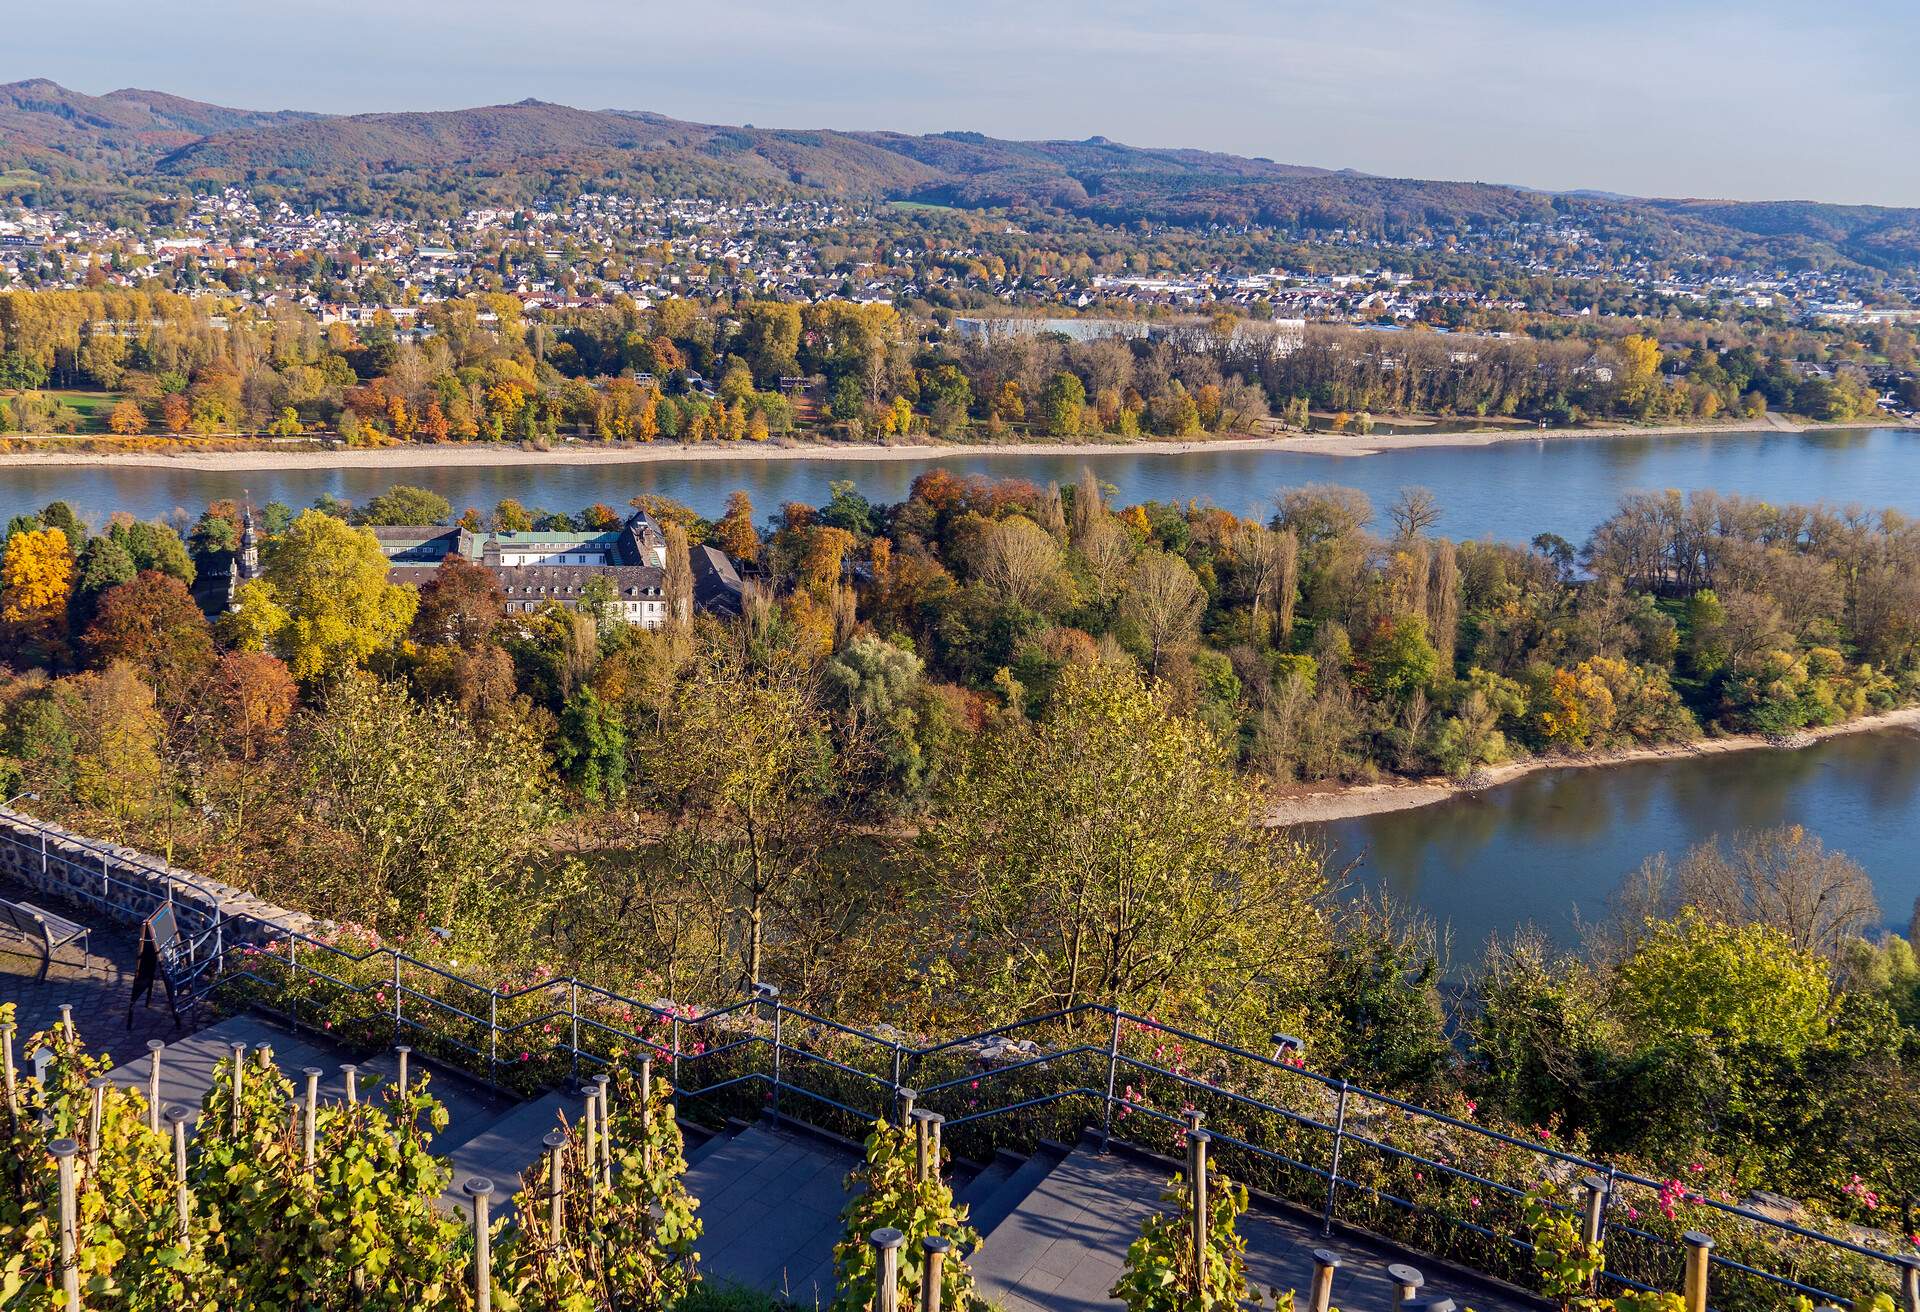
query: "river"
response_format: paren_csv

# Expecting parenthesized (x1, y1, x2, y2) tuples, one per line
(1313, 726, 1920, 963)
(3, 425, 1919, 544)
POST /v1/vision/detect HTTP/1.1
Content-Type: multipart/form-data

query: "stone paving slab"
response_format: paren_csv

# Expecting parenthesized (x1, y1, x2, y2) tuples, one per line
(973, 1143, 1544, 1312)
(685, 1122, 858, 1306)
(1, 873, 184, 1067)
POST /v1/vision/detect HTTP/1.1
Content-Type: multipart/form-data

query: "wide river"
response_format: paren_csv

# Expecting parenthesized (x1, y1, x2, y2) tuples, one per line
(5, 425, 1920, 545)
(6, 423, 1920, 952)
(1314, 727, 1920, 963)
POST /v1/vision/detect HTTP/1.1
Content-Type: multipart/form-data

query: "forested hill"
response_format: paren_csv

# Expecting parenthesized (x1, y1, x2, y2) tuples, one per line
(5, 79, 1919, 273)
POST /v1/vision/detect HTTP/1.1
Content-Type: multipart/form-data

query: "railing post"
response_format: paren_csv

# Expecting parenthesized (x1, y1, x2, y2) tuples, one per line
(466, 1178, 496, 1312)
(165, 1106, 194, 1244)
(922, 1235, 951, 1312)
(1189, 1128, 1211, 1297)
(488, 993, 498, 1086)
(911, 1107, 934, 1181)
(891, 1040, 904, 1094)
(1389, 1262, 1425, 1311)
(1100, 1008, 1122, 1151)
(1581, 1173, 1609, 1249)
(1, 1023, 15, 1118)
(870, 1227, 905, 1312)
(581, 1085, 599, 1190)
(229, 1041, 247, 1130)
(50, 1138, 80, 1311)
(302, 1069, 320, 1168)
(670, 1014, 683, 1107)
(1321, 1080, 1350, 1237)
(1902, 1256, 1920, 1312)
(1682, 1231, 1713, 1312)
(391, 954, 402, 1044)
(544, 1129, 567, 1244)
(86, 1075, 109, 1163)
(1309, 1249, 1340, 1312)
(756, 982, 782, 1124)
(569, 981, 580, 1082)
(593, 1073, 613, 1188)
(145, 1040, 164, 1133)
(288, 934, 299, 1032)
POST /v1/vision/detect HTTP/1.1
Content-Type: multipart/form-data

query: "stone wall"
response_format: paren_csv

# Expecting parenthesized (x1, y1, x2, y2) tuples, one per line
(0, 806, 321, 944)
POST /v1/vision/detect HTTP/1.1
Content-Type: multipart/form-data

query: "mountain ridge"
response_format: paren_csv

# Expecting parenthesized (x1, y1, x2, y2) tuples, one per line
(2, 80, 1916, 273)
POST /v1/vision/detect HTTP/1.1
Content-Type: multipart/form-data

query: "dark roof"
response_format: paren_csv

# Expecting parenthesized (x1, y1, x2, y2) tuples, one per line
(690, 544, 745, 616)
(492, 564, 666, 600)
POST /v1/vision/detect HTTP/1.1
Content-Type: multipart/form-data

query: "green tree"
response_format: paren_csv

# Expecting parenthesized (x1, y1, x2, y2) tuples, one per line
(237, 510, 418, 680)
(921, 661, 1327, 1033)
(556, 686, 629, 802)
(291, 671, 553, 941)
(1040, 370, 1088, 437)
(356, 484, 453, 526)
(1616, 909, 1833, 1055)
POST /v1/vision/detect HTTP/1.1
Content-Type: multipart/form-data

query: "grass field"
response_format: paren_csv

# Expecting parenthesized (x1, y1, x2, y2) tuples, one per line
(41, 390, 126, 431)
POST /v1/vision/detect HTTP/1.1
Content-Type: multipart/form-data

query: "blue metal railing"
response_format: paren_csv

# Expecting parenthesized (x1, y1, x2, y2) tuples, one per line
(1, 812, 1914, 1311)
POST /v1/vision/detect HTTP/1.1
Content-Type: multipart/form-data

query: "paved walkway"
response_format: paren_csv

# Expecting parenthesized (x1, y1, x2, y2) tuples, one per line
(0, 873, 185, 1066)
(974, 1140, 1543, 1312)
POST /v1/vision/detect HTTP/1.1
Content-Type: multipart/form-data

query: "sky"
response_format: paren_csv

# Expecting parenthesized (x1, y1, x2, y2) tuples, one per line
(10, 0, 1920, 205)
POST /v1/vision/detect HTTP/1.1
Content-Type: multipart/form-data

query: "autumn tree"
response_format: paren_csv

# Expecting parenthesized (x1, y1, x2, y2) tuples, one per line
(635, 642, 852, 990)
(966, 515, 1074, 612)
(1040, 371, 1087, 437)
(66, 661, 168, 825)
(83, 571, 217, 710)
(107, 399, 147, 435)
(1623, 825, 1880, 958)
(356, 485, 452, 526)
(715, 490, 760, 565)
(290, 671, 552, 942)
(921, 660, 1328, 1034)
(1, 526, 73, 624)
(1122, 550, 1206, 675)
(228, 510, 417, 681)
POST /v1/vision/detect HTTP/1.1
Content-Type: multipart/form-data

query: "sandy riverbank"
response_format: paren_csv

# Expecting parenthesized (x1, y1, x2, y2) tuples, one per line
(1265, 702, 1920, 826)
(0, 416, 1878, 474)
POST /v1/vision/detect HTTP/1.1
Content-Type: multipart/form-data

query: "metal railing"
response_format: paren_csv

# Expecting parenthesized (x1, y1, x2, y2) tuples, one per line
(2, 814, 1914, 1312)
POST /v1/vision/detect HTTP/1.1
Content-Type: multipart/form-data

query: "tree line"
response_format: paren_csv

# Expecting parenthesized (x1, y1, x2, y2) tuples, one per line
(0, 289, 1896, 444)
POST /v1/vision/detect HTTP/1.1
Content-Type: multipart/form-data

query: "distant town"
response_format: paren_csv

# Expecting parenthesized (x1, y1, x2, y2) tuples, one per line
(3, 188, 1916, 336)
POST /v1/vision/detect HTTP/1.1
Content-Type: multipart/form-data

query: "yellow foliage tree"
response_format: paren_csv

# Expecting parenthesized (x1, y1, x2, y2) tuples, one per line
(1, 526, 73, 622)
(232, 511, 418, 680)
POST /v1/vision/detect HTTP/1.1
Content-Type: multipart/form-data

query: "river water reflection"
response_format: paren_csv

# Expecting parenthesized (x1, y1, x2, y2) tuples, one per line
(1312, 728, 1920, 961)
(1, 425, 1917, 545)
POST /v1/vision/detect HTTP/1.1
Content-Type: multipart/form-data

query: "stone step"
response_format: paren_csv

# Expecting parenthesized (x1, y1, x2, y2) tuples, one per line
(443, 1089, 574, 1211)
(955, 1152, 1017, 1218)
(685, 1120, 858, 1306)
(969, 1143, 1067, 1243)
(115, 1014, 507, 1151)
(971, 1139, 1546, 1312)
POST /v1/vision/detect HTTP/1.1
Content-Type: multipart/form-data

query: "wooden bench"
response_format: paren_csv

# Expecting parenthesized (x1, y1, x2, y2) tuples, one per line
(0, 898, 91, 981)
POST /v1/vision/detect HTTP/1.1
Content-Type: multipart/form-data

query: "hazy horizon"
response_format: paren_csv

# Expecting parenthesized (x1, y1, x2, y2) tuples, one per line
(8, 0, 1918, 207)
